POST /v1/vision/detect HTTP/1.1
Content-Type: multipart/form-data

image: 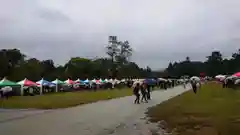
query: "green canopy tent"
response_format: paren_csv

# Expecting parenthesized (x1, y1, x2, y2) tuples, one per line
(99, 79, 105, 84)
(0, 78, 20, 95)
(0, 78, 20, 87)
(52, 79, 65, 92)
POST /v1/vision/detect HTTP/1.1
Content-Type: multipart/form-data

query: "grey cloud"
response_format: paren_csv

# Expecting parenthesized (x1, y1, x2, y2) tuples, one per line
(0, 0, 240, 70)
(37, 8, 71, 22)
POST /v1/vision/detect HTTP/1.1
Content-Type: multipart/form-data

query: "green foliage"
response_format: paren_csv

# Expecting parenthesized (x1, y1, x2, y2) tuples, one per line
(106, 36, 133, 64)
(0, 49, 151, 81)
(1, 46, 239, 81)
(166, 50, 240, 77)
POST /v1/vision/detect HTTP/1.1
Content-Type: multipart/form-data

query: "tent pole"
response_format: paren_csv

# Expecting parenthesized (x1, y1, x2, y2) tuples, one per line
(56, 83, 58, 93)
(40, 85, 43, 95)
(20, 85, 24, 96)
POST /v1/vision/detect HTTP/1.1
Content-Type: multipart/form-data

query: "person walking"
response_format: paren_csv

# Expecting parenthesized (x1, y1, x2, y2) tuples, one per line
(183, 79, 186, 89)
(191, 79, 197, 94)
(140, 83, 148, 103)
(133, 83, 140, 104)
(164, 81, 167, 90)
(146, 84, 151, 100)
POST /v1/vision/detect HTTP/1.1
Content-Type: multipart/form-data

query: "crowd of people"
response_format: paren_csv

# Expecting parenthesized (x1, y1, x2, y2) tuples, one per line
(131, 77, 203, 104)
(132, 83, 151, 104)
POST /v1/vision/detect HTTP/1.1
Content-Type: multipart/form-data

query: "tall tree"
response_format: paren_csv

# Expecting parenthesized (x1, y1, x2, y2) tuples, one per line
(116, 40, 133, 64)
(0, 49, 25, 78)
(106, 36, 119, 62)
(185, 56, 190, 62)
(41, 60, 55, 80)
(206, 51, 223, 76)
(65, 57, 93, 79)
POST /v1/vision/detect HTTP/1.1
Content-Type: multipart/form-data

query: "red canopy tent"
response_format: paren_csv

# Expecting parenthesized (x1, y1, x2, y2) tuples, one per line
(17, 78, 38, 86)
(233, 72, 240, 77)
(17, 78, 38, 96)
(65, 79, 75, 85)
(96, 80, 100, 84)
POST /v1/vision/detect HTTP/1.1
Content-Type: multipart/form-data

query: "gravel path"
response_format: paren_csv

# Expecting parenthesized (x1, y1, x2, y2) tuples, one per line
(0, 85, 190, 135)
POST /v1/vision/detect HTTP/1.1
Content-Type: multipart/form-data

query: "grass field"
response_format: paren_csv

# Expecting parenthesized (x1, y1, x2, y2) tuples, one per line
(0, 88, 132, 109)
(147, 82, 240, 135)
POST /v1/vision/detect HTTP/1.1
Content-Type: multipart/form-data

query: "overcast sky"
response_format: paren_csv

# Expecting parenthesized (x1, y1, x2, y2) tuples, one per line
(0, 0, 239, 70)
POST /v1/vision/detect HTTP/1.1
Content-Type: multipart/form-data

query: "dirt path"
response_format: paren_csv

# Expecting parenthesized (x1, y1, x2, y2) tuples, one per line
(0, 85, 190, 135)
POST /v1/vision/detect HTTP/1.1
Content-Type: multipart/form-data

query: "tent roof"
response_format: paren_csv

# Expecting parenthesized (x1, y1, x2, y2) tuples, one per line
(84, 79, 89, 83)
(52, 79, 65, 84)
(0, 78, 20, 86)
(17, 78, 37, 86)
(233, 72, 240, 77)
(36, 79, 54, 86)
(65, 79, 75, 84)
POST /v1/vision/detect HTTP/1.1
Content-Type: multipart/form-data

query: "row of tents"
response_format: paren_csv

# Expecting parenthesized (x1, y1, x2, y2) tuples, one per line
(0, 74, 219, 97)
(0, 78, 164, 96)
(0, 78, 131, 96)
(215, 72, 240, 85)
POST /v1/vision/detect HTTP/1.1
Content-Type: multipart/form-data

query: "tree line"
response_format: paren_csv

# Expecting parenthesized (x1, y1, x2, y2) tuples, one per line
(165, 49, 240, 78)
(1, 35, 239, 81)
(0, 36, 153, 81)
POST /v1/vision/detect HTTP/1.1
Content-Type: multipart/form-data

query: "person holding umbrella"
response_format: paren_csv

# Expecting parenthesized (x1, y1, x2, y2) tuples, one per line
(191, 78, 198, 94)
(140, 83, 148, 103)
(133, 83, 140, 104)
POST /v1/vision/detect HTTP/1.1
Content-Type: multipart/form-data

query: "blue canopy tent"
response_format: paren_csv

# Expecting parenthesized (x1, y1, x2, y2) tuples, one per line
(83, 79, 89, 83)
(36, 79, 54, 86)
(143, 79, 157, 85)
(36, 79, 55, 95)
(75, 79, 85, 85)
(79, 80, 85, 85)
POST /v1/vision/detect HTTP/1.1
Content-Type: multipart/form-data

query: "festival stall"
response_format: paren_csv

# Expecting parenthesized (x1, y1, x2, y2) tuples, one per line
(52, 79, 65, 92)
(65, 79, 75, 85)
(99, 79, 105, 84)
(17, 78, 38, 95)
(233, 72, 240, 77)
(36, 79, 55, 95)
(0, 78, 20, 95)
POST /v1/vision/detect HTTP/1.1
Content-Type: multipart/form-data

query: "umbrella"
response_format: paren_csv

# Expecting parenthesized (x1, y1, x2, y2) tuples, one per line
(132, 80, 143, 88)
(233, 72, 240, 77)
(143, 79, 156, 85)
(18, 78, 38, 96)
(235, 79, 240, 85)
(0, 86, 12, 93)
(121, 79, 126, 82)
(158, 78, 167, 82)
(225, 76, 237, 80)
(190, 76, 200, 81)
(215, 75, 226, 80)
(0, 78, 20, 87)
